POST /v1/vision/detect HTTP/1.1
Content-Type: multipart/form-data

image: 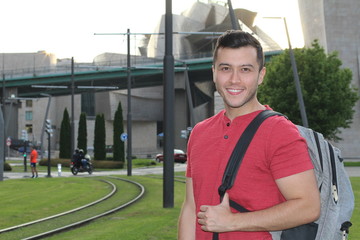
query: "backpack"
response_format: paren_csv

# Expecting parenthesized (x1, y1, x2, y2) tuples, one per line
(215, 110, 354, 240)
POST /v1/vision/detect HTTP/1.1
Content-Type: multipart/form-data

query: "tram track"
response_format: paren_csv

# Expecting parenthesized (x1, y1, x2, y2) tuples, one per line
(0, 176, 145, 240)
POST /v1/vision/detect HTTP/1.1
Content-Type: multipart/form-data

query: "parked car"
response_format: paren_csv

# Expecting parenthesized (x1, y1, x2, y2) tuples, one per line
(155, 149, 187, 163)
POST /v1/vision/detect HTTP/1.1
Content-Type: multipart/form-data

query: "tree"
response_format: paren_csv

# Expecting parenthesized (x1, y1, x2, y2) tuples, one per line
(258, 40, 358, 140)
(59, 108, 71, 158)
(94, 113, 106, 160)
(113, 101, 125, 162)
(77, 112, 87, 154)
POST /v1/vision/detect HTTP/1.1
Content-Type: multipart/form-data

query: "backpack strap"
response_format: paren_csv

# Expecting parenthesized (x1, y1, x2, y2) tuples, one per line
(218, 110, 284, 198)
(213, 110, 284, 240)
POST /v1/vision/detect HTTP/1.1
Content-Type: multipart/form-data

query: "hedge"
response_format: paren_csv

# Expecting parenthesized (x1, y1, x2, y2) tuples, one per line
(39, 159, 124, 169)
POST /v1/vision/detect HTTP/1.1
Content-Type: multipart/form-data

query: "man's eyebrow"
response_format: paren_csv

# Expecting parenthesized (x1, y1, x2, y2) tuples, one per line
(217, 63, 255, 68)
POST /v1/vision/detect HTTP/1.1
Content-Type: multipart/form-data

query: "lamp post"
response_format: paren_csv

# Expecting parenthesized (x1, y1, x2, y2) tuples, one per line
(126, 28, 132, 177)
(264, 17, 309, 127)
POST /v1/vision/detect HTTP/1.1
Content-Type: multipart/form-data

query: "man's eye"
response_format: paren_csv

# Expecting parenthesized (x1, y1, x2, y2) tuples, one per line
(241, 68, 250, 72)
(221, 67, 230, 71)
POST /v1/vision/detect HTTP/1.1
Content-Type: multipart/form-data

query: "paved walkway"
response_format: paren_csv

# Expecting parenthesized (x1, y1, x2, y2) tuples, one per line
(1, 164, 188, 180)
(2, 166, 359, 180)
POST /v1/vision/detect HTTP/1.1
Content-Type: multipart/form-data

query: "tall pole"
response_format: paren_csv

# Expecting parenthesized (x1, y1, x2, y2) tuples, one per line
(40, 93, 51, 160)
(71, 57, 75, 156)
(163, 0, 175, 208)
(0, 106, 4, 181)
(127, 28, 132, 176)
(283, 18, 308, 127)
(228, 0, 240, 30)
(46, 132, 51, 177)
(2, 72, 5, 165)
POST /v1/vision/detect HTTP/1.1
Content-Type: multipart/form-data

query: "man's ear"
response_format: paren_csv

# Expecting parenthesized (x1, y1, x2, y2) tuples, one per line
(258, 67, 266, 85)
(212, 65, 216, 83)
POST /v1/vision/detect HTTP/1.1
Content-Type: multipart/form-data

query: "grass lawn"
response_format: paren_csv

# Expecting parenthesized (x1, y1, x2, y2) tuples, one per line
(0, 177, 111, 229)
(0, 173, 359, 239)
(349, 177, 360, 240)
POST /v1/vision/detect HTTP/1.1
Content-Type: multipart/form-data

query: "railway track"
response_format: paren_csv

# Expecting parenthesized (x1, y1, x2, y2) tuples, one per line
(0, 176, 145, 240)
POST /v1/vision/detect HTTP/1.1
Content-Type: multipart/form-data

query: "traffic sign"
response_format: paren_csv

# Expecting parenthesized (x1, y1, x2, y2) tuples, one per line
(120, 133, 128, 142)
(6, 137, 11, 147)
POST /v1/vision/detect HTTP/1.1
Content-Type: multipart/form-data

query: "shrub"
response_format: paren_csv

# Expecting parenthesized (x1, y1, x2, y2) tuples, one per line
(39, 158, 124, 169)
(4, 162, 12, 171)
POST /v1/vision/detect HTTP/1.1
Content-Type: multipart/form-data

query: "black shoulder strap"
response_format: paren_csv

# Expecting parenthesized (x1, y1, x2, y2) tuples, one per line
(213, 110, 284, 240)
(218, 110, 284, 198)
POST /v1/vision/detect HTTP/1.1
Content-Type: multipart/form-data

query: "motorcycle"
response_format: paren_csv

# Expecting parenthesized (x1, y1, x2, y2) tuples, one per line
(70, 155, 93, 175)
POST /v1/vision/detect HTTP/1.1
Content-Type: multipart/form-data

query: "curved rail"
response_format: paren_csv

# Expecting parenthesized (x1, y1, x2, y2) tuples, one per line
(23, 177, 145, 240)
(0, 179, 117, 234)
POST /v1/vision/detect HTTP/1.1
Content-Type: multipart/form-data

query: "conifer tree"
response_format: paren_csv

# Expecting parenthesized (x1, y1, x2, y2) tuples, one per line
(59, 108, 71, 158)
(94, 113, 106, 160)
(77, 112, 87, 154)
(113, 101, 125, 162)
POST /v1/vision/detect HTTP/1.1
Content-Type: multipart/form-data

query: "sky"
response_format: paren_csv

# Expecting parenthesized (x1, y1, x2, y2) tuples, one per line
(0, 0, 304, 62)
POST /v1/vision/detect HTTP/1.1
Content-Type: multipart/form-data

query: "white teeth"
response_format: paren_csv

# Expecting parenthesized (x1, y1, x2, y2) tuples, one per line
(228, 89, 241, 93)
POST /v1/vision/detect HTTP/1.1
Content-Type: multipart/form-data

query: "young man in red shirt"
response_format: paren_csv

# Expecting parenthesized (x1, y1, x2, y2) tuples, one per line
(30, 146, 38, 178)
(178, 30, 320, 239)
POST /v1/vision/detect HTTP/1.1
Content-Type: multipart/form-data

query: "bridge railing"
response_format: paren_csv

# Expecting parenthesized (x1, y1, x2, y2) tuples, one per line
(2, 51, 214, 79)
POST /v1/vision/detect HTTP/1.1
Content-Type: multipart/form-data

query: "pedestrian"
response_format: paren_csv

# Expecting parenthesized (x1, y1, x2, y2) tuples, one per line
(30, 145, 38, 178)
(178, 30, 320, 240)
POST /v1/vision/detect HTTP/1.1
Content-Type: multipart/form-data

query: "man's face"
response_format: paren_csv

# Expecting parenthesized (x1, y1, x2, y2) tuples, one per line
(212, 46, 265, 115)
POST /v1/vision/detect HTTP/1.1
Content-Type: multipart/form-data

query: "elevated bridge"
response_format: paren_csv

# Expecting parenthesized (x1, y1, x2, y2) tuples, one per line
(1, 51, 281, 98)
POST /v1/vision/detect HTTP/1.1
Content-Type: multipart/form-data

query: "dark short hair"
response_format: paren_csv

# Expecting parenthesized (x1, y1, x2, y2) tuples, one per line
(213, 30, 264, 71)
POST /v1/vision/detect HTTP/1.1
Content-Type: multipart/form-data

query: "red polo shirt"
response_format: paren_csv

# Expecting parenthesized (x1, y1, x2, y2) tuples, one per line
(186, 108, 313, 240)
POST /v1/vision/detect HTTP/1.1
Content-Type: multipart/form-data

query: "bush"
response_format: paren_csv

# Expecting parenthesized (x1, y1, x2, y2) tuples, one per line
(132, 159, 157, 168)
(92, 161, 124, 169)
(4, 162, 12, 171)
(39, 159, 124, 169)
(39, 158, 72, 167)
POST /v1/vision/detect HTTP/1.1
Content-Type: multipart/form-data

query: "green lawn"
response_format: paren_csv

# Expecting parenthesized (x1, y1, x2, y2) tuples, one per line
(0, 174, 359, 239)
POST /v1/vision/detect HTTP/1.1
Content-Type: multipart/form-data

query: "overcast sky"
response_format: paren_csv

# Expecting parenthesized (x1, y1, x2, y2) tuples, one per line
(0, 0, 303, 62)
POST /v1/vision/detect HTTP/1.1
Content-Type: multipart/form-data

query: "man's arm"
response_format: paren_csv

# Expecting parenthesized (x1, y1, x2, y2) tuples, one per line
(178, 177, 196, 240)
(197, 169, 320, 233)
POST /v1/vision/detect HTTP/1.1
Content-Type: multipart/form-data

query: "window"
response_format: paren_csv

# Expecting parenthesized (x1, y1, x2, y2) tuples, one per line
(25, 124, 33, 134)
(26, 100, 33, 107)
(81, 92, 95, 117)
(25, 111, 33, 121)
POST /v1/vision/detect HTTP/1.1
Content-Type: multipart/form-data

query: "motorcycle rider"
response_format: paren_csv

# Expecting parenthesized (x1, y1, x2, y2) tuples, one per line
(72, 148, 82, 168)
(78, 149, 87, 169)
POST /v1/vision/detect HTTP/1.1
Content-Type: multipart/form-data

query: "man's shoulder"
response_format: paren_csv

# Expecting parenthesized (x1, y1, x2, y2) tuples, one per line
(193, 110, 224, 131)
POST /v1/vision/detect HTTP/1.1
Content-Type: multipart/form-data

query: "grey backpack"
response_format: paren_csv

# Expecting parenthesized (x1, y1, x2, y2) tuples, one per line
(217, 110, 354, 240)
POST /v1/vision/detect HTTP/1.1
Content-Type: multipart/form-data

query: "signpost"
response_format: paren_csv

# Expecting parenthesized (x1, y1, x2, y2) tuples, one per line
(6, 137, 11, 147)
(45, 119, 52, 177)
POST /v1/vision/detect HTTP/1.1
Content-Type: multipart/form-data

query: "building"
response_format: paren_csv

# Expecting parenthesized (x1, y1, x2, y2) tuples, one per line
(4, 1, 324, 159)
(298, 0, 360, 158)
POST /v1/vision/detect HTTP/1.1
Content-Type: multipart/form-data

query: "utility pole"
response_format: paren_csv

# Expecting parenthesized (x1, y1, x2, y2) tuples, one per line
(127, 28, 132, 177)
(163, 0, 175, 208)
(264, 17, 309, 127)
(0, 106, 4, 181)
(228, 0, 241, 30)
(71, 57, 75, 157)
(283, 17, 308, 127)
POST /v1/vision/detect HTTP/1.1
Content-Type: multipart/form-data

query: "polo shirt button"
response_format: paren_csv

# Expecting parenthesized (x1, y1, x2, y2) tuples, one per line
(224, 135, 228, 139)
(226, 123, 230, 127)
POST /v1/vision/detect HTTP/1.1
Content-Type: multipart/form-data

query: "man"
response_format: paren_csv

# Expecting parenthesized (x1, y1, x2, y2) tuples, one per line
(178, 30, 320, 239)
(30, 146, 38, 178)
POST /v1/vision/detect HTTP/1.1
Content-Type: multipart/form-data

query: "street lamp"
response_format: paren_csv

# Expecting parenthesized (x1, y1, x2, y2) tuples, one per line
(264, 17, 309, 128)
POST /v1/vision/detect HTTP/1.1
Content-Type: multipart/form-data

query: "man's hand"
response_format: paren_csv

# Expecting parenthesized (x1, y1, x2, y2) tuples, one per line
(197, 193, 235, 233)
